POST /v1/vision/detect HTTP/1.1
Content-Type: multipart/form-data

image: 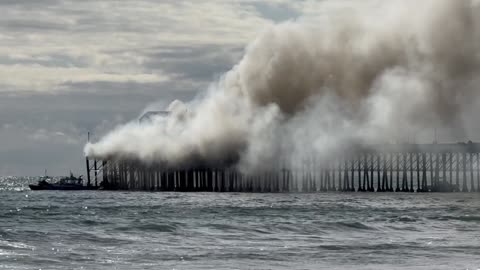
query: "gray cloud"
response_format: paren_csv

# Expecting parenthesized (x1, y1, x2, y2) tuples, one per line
(145, 44, 243, 81)
(0, 0, 61, 7)
(0, 0, 307, 175)
(0, 19, 71, 31)
(249, 1, 301, 22)
(0, 79, 200, 175)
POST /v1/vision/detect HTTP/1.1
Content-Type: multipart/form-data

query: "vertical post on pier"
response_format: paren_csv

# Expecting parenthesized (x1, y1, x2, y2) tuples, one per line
(263, 171, 270, 193)
(113, 162, 117, 190)
(409, 152, 414, 192)
(368, 154, 373, 192)
(169, 169, 175, 191)
(152, 169, 156, 191)
(462, 152, 468, 192)
(207, 169, 213, 192)
(421, 153, 427, 192)
(311, 162, 315, 192)
(358, 155, 362, 191)
(188, 169, 195, 192)
(325, 166, 330, 192)
(325, 168, 330, 192)
(182, 170, 188, 191)
(86, 157, 91, 187)
(238, 171, 243, 192)
(126, 165, 131, 190)
(102, 161, 107, 187)
(197, 170, 202, 191)
(382, 155, 388, 192)
(430, 152, 435, 189)
(388, 153, 393, 192)
(363, 154, 368, 191)
(244, 174, 249, 192)
(332, 161, 336, 191)
(402, 153, 408, 192)
(470, 153, 475, 192)
(344, 159, 349, 191)
(204, 169, 209, 191)
(377, 154, 381, 192)
(291, 166, 298, 192)
(351, 157, 356, 192)
(434, 153, 440, 191)
(365, 154, 369, 191)
(416, 152, 420, 192)
(243, 174, 248, 192)
(455, 153, 461, 191)
(442, 152, 447, 190)
(477, 153, 480, 192)
(195, 170, 200, 191)
(317, 166, 322, 191)
(219, 169, 224, 192)
(212, 169, 218, 192)
(239, 172, 245, 192)
(384, 153, 389, 191)
(337, 159, 342, 191)
(112, 162, 116, 190)
(311, 160, 317, 192)
(286, 169, 291, 193)
(94, 160, 98, 187)
(363, 154, 369, 192)
(396, 153, 401, 192)
(245, 172, 250, 192)
(449, 152, 453, 187)
(142, 168, 147, 191)
(160, 170, 166, 191)
(144, 169, 148, 191)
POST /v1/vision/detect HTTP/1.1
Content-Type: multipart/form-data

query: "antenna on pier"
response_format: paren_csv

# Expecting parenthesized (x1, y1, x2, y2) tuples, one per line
(433, 128, 438, 144)
(87, 131, 90, 143)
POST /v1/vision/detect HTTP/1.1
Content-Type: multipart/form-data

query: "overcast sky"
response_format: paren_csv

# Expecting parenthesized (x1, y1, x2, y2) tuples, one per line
(0, 0, 340, 176)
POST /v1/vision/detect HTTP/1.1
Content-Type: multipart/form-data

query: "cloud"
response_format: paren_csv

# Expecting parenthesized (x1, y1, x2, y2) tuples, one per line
(0, 64, 169, 92)
(0, 1, 286, 94)
(0, 0, 305, 93)
(248, 1, 301, 22)
(144, 44, 244, 81)
(0, 0, 303, 175)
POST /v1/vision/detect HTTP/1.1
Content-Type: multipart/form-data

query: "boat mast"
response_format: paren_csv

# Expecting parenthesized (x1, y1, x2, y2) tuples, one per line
(86, 132, 91, 187)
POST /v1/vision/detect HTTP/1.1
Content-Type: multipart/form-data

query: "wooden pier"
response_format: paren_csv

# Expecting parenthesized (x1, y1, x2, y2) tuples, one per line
(86, 142, 480, 192)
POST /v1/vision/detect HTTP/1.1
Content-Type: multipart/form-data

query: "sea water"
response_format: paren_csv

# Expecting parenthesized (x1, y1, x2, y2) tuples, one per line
(1, 177, 479, 269)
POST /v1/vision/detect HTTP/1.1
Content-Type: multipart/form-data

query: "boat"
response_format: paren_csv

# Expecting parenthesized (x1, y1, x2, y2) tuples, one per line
(29, 172, 98, 191)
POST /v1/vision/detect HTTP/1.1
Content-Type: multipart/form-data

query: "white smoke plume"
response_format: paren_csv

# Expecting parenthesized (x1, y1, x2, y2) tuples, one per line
(85, 0, 480, 173)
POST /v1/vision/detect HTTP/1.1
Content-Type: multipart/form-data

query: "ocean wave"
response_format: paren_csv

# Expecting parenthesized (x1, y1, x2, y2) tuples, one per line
(332, 221, 376, 231)
(115, 223, 179, 233)
(429, 215, 480, 222)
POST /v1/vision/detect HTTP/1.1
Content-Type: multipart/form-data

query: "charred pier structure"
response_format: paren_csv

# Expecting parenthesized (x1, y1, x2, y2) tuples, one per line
(87, 142, 480, 192)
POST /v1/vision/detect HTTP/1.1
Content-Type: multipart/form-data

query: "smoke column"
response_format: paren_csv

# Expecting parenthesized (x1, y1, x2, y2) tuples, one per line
(85, 0, 480, 173)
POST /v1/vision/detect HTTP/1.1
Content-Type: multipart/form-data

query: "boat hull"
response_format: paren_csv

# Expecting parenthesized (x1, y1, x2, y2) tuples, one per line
(28, 184, 99, 191)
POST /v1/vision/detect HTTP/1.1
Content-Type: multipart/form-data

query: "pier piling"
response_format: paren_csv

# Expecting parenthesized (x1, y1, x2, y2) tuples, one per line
(87, 142, 480, 193)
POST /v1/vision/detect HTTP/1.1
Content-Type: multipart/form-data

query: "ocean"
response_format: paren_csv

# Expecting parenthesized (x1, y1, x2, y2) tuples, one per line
(1, 177, 479, 270)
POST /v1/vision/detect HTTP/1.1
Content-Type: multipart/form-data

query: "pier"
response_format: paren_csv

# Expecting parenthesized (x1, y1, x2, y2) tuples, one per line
(86, 142, 480, 192)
